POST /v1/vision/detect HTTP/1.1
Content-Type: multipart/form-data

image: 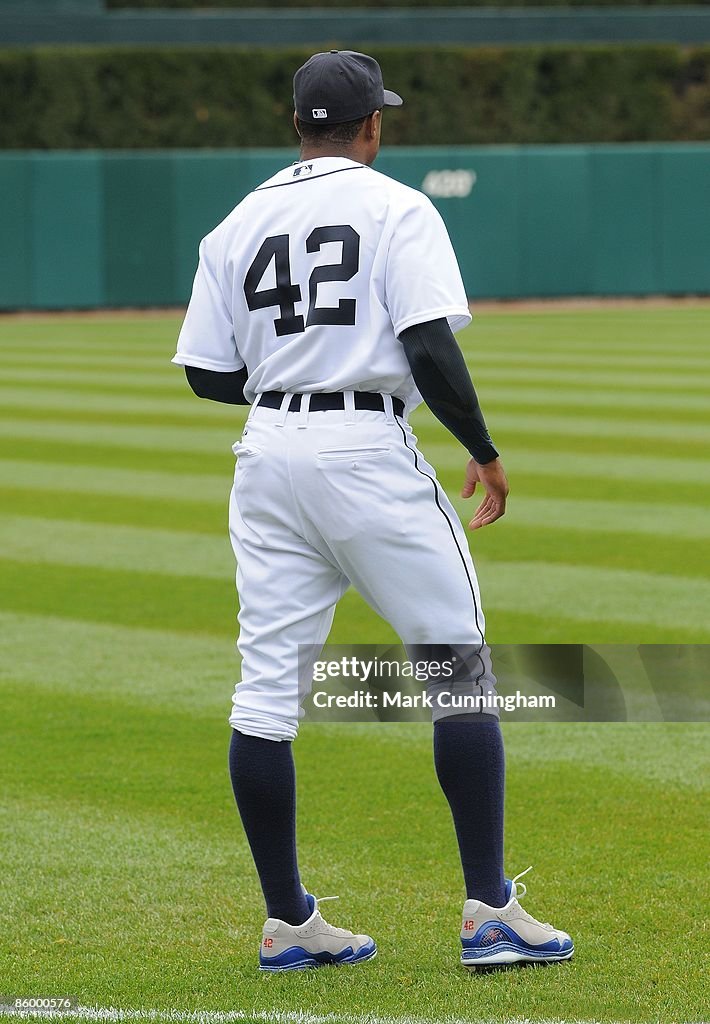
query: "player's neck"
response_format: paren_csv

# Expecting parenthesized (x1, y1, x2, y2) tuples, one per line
(299, 143, 372, 166)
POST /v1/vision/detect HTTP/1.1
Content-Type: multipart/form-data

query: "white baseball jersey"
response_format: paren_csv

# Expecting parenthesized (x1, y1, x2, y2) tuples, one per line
(173, 156, 471, 410)
(173, 154, 494, 741)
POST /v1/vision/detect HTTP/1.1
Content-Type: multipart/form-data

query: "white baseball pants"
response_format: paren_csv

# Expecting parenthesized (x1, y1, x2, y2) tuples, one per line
(228, 394, 494, 741)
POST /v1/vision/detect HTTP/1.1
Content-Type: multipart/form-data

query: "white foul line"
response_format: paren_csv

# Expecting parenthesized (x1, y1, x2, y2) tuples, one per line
(0, 1007, 640, 1024)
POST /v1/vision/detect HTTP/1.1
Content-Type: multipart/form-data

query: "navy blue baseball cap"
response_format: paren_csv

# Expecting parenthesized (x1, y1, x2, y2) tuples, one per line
(294, 50, 403, 126)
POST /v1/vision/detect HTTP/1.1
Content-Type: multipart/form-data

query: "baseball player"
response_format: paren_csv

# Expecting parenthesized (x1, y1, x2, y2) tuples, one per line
(173, 50, 573, 971)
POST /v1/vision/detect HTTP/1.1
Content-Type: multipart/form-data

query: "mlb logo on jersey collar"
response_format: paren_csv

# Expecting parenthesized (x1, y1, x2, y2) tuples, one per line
(293, 164, 314, 178)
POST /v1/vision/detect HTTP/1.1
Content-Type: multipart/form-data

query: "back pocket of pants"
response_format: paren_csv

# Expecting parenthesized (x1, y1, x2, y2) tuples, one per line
(232, 441, 262, 459)
(317, 446, 391, 462)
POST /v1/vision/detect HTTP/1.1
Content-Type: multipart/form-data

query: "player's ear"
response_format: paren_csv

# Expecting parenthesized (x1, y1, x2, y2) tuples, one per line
(293, 112, 302, 137)
(368, 110, 382, 141)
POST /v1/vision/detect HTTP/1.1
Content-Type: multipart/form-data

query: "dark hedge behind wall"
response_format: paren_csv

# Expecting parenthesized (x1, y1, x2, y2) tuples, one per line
(1, 45, 709, 148)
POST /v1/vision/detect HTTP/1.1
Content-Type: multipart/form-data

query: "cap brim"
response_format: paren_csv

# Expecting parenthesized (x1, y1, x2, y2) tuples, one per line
(383, 89, 403, 107)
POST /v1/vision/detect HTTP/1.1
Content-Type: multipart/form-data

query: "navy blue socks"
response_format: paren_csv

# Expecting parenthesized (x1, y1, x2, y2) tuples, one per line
(230, 719, 505, 921)
(229, 729, 310, 926)
(433, 716, 506, 908)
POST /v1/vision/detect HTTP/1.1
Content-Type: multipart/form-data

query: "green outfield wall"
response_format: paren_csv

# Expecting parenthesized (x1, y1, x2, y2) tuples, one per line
(3, 144, 709, 309)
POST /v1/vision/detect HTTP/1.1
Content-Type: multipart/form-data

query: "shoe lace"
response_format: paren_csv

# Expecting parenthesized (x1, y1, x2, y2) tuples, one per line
(313, 894, 354, 937)
(510, 865, 532, 900)
(509, 866, 554, 930)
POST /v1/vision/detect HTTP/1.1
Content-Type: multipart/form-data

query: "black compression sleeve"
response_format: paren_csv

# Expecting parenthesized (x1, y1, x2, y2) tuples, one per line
(184, 365, 250, 405)
(399, 318, 499, 464)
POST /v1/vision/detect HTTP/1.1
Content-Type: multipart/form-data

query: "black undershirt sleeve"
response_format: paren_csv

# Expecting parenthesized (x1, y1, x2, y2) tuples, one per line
(184, 365, 250, 405)
(399, 318, 499, 465)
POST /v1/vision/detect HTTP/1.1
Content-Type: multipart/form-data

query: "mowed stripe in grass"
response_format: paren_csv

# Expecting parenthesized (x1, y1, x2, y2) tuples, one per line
(2, 505, 709, 604)
(0, 458, 230, 502)
(3, 483, 710, 543)
(0, 611, 233, 713)
(4, 363, 709, 394)
(0, 385, 239, 420)
(0, 516, 234, 580)
(2, 555, 707, 644)
(2, 435, 709, 484)
(3, 379, 709, 416)
(2, 395, 710, 431)
(1, 304, 706, 350)
(0, 437, 234, 476)
(3, 408, 710, 446)
(5, 344, 710, 372)
(0, 556, 382, 641)
(4, 455, 710, 508)
(467, 307, 710, 351)
(1, 486, 225, 534)
(1, 414, 709, 461)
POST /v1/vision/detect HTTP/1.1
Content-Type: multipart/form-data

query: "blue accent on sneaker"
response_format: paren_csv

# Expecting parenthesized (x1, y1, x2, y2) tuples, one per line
(504, 878, 513, 903)
(461, 921, 573, 964)
(259, 937, 377, 972)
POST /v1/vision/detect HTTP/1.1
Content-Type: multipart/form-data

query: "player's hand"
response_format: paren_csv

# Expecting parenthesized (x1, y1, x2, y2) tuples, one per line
(461, 457, 509, 530)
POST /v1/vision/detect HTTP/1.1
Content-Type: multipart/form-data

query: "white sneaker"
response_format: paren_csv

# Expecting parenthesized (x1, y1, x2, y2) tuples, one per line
(259, 891, 377, 971)
(460, 867, 574, 968)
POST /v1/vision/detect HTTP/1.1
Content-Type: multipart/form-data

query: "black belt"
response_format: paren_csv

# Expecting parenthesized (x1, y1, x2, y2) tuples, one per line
(258, 391, 405, 418)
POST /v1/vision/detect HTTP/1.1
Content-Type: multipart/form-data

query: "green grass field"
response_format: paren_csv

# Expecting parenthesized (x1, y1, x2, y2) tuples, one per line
(1, 307, 708, 1024)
